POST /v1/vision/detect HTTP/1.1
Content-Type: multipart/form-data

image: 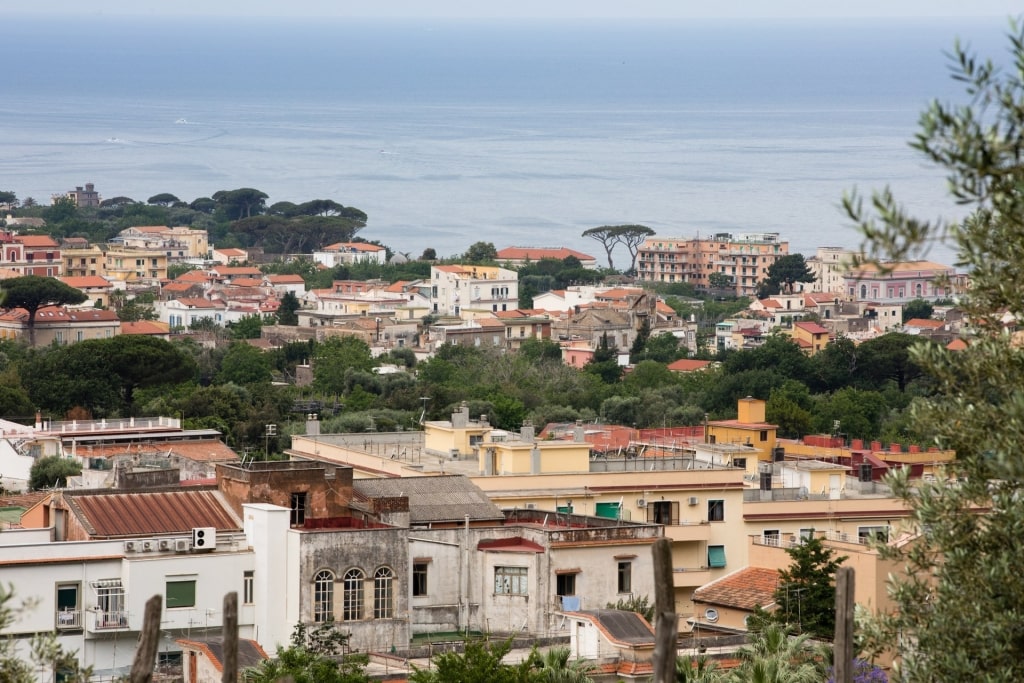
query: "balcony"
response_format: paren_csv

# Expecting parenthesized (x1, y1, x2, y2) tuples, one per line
(56, 609, 82, 629)
(672, 567, 711, 587)
(663, 520, 712, 542)
(90, 610, 130, 632)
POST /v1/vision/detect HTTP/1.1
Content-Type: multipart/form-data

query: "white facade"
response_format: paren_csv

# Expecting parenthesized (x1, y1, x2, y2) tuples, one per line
(430, 265, 519, 317)
(0, 531, 257, 681)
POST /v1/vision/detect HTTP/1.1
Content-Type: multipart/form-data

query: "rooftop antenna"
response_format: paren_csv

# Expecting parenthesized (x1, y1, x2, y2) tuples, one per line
(419, 396, 430, 424)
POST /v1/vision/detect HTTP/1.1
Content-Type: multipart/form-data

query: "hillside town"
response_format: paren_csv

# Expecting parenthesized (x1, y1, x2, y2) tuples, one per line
(0, 181, 979, 681)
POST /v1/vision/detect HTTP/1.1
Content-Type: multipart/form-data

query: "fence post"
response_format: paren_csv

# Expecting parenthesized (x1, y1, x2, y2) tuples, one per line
(833, 566, 855, 683)
(129, 595, 163, 683)
(651, 537, 677, 683)
(222, 591, 239, 683)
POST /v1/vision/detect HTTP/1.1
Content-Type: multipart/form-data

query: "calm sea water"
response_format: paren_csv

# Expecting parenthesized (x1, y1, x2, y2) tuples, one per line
(0, 16, 1008, 265)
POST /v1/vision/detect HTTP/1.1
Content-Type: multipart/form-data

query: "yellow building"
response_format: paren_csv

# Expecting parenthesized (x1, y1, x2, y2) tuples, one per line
(706, 397, 778, 462)
(62, 244, 168, 284)
(791, 320, 831, 355)
(423, 403, 493, 458)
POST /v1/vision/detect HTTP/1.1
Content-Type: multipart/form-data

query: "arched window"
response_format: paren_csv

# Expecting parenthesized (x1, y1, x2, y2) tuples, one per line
(343, 569, 364, 621)
(374, 567, 394, 619)
(860, 284, 867, 299)
(313, 570, 334, 623)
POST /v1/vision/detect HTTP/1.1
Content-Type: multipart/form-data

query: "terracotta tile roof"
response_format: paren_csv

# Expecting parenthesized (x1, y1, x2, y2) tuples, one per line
(0, 306, 119, 323)
(759, 299, 783, 309)
(176, 638, 268, 673)
(478, 537, 546, 553)
(162, 282, 197, 293)
(794, 321, 830, 334)
(905, 318, 943, 329)
(76, 439, 238, 462)
(176, 270, 212, 283)
(173, 298, 222, 309)
(65, 489, 242, 537)
(120, 321, 171, 336)
(694, 566, 779, 610)
(266, 274, 305, 284)
(946, 338, 968, 351)
(212, 266, 262, 277)
(323, 241, 385, 252)
(496, 246, 595, 262)
(667, 359, 712, 372)
(214, 248, 247, 257)
(804, 292, 838, 304)
(13, 235, 60, 247)
(59, 276, 111, 289)
(227, 278, 264, 287)
(433, 265, 470, 274)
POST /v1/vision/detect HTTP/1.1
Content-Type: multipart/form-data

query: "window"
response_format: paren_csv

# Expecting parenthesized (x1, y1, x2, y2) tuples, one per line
(343, 569, 364, 620)
(374, 567, 394, 619)
(858, 526, 889, 543)
(494, 566, 528, 595)
(759, 430, 768, 441)
(56, 583, 80, 629)
(650, 500, 678, 525)
(799, 528, 815, 542)
(762, 529, 781, 546)
(313, 570, 334, 622)
(733, 457, 747, 470)
(707, 545, 727, 568)
(166, 579, 196, 609)
(243, 571, 254, 605)
(290, 492, 307, 526)
(617, 561, 632, 594)
(556, 573, 577, 596)
(707, 499, 724, 522)
(93, 580, 125, 628)
(412, 562, 428, 597)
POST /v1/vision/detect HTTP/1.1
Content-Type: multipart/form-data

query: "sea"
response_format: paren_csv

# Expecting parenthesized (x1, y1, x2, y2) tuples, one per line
(0, 15, 1010, 266)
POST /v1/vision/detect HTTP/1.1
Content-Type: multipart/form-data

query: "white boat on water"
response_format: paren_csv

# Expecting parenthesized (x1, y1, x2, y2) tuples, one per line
(175, 118, 188, 124)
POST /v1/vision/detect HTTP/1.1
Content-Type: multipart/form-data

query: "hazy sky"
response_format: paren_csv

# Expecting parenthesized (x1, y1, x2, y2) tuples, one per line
(7, 0, 1022, 19)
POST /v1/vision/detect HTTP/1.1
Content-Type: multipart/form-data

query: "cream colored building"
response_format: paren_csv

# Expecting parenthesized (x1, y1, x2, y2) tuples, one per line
(63, 244, 168, 284)
(114, 226, 209, 261)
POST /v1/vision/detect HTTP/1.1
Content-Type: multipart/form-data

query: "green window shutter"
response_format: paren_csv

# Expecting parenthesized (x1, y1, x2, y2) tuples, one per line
(166, 580, 196, 608)
(595, 502, 620, 519)
(707, 546, 727, 569)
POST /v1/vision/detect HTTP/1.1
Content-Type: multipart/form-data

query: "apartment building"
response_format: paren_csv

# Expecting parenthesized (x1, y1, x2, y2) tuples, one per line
(430, 264, 519, 317)
(637, 232, 789, 297)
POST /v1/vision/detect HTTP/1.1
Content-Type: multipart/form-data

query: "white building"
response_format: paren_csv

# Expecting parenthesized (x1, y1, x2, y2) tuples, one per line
(430, 265, 519, 317)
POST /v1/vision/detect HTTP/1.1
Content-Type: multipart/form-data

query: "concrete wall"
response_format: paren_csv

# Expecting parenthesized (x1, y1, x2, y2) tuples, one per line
(298, 526, 411, 653)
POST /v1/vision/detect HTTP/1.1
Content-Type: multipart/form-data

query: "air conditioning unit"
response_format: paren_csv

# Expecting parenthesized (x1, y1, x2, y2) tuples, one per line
(158, 539, 173, 551)
(524, 503, 537, 510)
(636, 498, 647, 508)
(123, 540, 137, 553)
(192, 527, 217, 550)
(141, 540, 156, 552)
(688, 496, 699, 506)
(174, 539, 190, 552)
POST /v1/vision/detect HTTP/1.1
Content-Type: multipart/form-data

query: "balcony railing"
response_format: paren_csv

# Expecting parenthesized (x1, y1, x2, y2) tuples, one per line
(56, 609, 82, 629)
(91, 610, 130, 631)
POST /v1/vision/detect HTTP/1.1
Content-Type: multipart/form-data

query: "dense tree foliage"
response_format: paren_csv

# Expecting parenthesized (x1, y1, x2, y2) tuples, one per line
(581, 224, 654, 270)
(244, 621, 370, 683)
(759, 536, 847, 639)
(844, 21, 1024, 681)
(757, 254, 816, 297)
(29, 455, 82, 490)
(462, 241, 498, 263)
(0, 276, 88, 346)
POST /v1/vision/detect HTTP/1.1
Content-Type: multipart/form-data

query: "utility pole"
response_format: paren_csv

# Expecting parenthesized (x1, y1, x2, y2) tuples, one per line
(264, 423, 277, 459)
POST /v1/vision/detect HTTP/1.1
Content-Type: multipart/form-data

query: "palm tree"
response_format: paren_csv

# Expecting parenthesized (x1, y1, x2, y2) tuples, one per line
(675, 653, 722, 682)
(728, 623, 822, 683)
(533, 646, 596, 683)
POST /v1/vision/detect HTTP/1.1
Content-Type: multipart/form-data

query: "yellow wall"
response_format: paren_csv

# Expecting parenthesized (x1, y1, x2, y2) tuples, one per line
(707, 424, 776, 462)
(479, 440, 591, 475)
(423, 423, 491, 458)
(737, 397, 765, 423)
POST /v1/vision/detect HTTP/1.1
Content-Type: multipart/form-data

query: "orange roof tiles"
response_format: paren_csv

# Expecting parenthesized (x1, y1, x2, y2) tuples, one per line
(667, 359, 712, 372)
(13, 235, 60, 247)
(59, 276, 111, 288)
(120, 321, 171, 336)
(266, 274, 305, 284)
(694, 566, 779, 610)
(794, 321, 830, 334)
(176, 270, 212, 283)
(0, 306, 119, 323)
(946, 338, 968, 351)
(77, 439, 238, 462)
(496, 246, 595, 261)
(905, 318, 943, 329)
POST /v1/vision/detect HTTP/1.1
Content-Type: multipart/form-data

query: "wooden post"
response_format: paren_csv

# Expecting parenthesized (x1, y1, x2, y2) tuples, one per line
(651, 537, 678, 683)
(833, 566, 855, 683)
(222, 591, 239, 683)
(129, 595, 163, 683)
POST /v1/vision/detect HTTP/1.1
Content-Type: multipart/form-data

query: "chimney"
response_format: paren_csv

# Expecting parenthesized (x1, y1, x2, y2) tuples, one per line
(520, 421, 535, 443)
(573, 419, 585, 442)
(452, 403, 469, 428)
(870, 440, 882, 453)
(35, 411, 42, 430)
(306, 413, 320, 436)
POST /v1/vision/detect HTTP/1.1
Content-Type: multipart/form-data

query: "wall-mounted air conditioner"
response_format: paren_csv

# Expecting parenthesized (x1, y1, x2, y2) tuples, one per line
(123, 540, 137, 553)
(141, 540, 156, 552)
(636, 499, 647, 508)
(192, 527, 217, 549)
(174, 538, 190, 552)
(158, 539, 173, 551)
(524, 503, 536, 510)
(688, 496, 699, 506)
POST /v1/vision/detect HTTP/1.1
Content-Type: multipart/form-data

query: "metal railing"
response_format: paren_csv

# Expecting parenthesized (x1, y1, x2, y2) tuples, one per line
(56, 610, 82, 629)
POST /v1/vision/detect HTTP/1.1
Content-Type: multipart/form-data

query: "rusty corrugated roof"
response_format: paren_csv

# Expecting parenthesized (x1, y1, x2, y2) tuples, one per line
(65, 489, 242, 538)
